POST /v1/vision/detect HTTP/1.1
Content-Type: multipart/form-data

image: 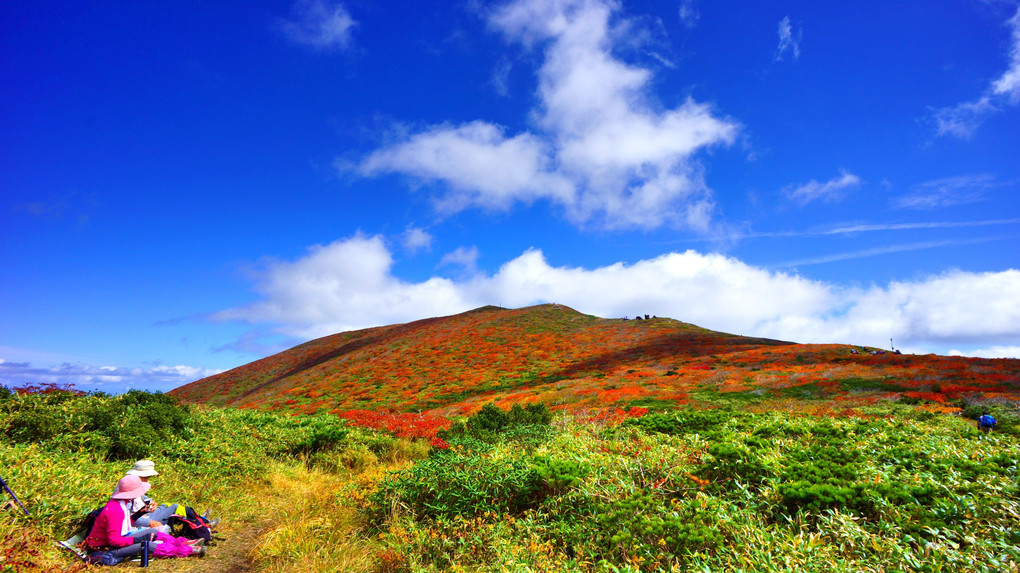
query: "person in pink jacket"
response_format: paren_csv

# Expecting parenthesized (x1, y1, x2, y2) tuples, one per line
(85, 474, 204, 560)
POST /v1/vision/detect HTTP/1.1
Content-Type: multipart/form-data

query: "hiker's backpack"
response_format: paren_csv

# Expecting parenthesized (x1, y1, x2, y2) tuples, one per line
(74, 506, 104, 538)
(167, 506, 212, 543)
(978, 414, 996, 427)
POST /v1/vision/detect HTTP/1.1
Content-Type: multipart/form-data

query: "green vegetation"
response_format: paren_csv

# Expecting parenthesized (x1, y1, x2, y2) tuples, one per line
(367, 404, 1019, 572)
(2, 387, 1018, 572)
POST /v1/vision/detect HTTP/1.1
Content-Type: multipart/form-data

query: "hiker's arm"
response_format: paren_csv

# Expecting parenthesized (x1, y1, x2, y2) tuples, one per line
(89, 503, 137, 548)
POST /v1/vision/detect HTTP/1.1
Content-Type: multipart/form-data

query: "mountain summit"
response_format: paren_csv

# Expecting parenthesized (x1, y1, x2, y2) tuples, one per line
(171, 304, 1019, 415)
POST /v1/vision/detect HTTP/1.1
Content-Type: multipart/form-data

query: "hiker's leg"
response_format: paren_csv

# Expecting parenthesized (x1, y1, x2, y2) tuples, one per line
(107, 542, 144, 559)
(148, 503, 178, 523)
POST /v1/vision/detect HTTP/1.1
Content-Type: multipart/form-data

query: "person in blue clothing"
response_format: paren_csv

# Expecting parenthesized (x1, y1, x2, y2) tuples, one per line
(977, 412, 996, 434)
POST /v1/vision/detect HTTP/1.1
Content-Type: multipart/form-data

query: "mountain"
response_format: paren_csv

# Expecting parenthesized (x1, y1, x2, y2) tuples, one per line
(170, 304, 1020, 415)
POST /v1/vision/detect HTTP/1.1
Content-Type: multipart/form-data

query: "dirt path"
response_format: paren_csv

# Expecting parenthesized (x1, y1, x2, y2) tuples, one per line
(135, 519, 263, 573)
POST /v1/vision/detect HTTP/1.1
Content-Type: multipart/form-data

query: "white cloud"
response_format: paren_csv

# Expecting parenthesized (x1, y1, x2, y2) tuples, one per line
(949, 346, 1020, 359)
(214, 235, 1020, 358)
(402, 226, 434, 253)
(784, 170, 861, 205)
(775, 16, 801, 62)
(992, 8, 1020, 103)
(895, 174, 998, 209)
(439, 246, 480, 273)
(932, 96, 997, 139)
(211, 234, 471, 339)
(679, 0, 699, 30)
(932, 7, 1020, 137)
(360, 122, 573, 213)
(353, 0, 739, 230)
(279, 0, 356, 51)
(491, 59, 514, 97)
(0, 360, 223, 394)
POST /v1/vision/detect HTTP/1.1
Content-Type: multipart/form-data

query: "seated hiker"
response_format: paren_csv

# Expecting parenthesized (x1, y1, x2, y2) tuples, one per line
(978, 413, 997, 434)
(123, 459, 220, 532)
(86, 474, 204, 559)
(121, 460, 176, 533)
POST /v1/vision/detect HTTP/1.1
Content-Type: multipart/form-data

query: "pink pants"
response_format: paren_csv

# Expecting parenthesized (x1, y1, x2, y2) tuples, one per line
(150, 532, 195, 558)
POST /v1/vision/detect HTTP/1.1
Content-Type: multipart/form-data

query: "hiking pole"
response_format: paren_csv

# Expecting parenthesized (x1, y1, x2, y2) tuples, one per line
(0, 474, 30, 517)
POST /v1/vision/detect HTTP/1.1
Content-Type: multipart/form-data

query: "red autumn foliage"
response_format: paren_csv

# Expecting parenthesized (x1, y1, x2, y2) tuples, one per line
(335, 409, 452, 447)
(168, 304, 1020, 422)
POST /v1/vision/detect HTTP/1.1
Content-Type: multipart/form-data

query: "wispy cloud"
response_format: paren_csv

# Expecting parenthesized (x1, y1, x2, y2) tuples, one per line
(439, 246, 480, 275)
(402, 226, 434, 253)
(355, 0, 739, 231)
(214, 234, 1020, 357)
(775, 16, 802, 62)
(783, 170, 860, 205)
(279, 0, 356, 51)
(931, 6, 1020, 137)
(736, 218, 1020, 239)
(895, 174, 1001, 209)
(678, 0, 699, 30)
(773, 236, 1012, 268)
(490, 58, 513, 97)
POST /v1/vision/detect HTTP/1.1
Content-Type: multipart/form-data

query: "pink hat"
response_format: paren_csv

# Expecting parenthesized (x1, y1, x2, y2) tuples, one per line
(111, 475, 151, 500)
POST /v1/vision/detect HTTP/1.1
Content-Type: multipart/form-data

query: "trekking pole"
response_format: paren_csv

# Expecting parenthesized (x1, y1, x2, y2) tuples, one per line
(0, 474, 31, 517)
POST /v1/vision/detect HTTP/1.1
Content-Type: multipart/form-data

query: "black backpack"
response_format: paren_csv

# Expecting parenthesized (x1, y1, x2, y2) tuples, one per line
(167, 506, 213, 543)
(74, 506, 104, 538)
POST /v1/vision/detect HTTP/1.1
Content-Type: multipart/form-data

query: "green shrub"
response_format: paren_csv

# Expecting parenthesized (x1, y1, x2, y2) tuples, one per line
(439, 402, 553, 446)
(623, 409, 744, 437)
(284, 422, 349, 456)
(0, 389, 197, 460)
(533, 456, 588, 493)
(591, 492, 724, 568)
(696, 442, 772, 489)
(368, 452, 543, 523)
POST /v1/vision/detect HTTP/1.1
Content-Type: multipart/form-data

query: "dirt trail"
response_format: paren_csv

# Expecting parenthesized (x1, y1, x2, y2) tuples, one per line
(137, 521, 262, 573)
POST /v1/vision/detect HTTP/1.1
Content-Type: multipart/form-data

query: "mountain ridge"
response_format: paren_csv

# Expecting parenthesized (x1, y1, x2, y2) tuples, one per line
(171, 304, 1020, 415)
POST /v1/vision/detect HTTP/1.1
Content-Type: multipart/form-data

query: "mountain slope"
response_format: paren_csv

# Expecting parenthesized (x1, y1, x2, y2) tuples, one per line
(171, 304, 1020, 415)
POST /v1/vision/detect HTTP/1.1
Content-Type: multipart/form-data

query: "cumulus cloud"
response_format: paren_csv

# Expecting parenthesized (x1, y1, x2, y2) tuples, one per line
(213, 234, 1020, 357)
(211, 234, 471, 339)
(0, 360, 222, 394)
(775, 16, 801, 62)
(279, 0, 356, 51)
(354, 0, 739, 230)
(895, 174, 998, 209)
(360, 122, 573, 213)
(932, 7, 1020, 137)
(784, 170, 861, 205)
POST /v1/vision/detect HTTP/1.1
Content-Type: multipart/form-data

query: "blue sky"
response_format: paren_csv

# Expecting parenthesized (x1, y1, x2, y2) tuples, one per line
(2, 0, 1019, 393)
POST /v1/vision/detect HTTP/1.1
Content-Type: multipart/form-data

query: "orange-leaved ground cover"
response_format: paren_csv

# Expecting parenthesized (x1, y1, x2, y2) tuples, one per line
(172, 304, 1020, 424)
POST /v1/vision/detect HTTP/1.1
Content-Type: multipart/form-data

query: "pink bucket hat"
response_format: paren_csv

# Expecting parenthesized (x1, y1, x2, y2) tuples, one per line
(125, 460, 159, 477)
(111, 475, 151, 500)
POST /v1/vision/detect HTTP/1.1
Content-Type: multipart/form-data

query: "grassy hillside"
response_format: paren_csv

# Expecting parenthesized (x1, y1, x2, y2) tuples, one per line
(172, 304, 1020, 417)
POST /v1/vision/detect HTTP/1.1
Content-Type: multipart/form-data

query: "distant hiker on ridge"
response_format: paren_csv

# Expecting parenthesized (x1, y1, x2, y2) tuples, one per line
(978, 412, 996, 434)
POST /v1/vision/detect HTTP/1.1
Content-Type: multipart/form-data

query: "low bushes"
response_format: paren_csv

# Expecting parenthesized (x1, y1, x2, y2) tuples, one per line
(1, 388, 193, 461)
